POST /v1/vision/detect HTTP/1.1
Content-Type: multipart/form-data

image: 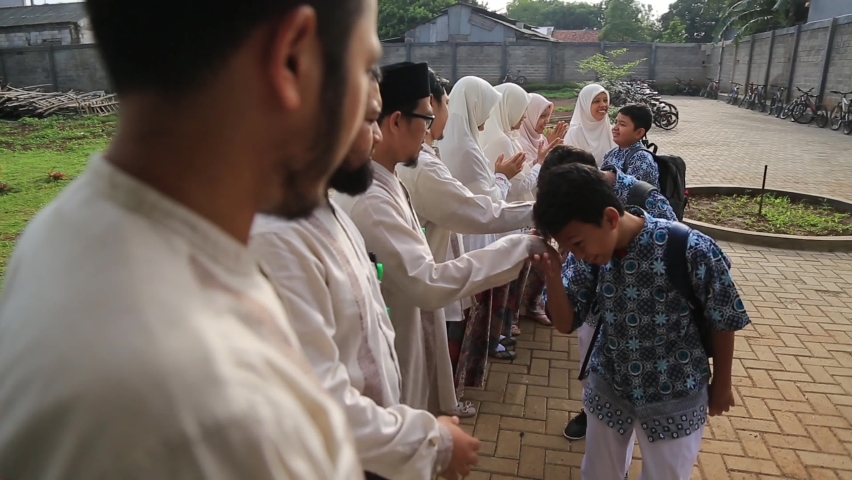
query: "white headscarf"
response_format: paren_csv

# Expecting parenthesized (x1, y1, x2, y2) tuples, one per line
(563, 83, 617, 165)
(518, 94, 553, 164)
(438, 76, 504, 202)
(480, 83, 532, 166)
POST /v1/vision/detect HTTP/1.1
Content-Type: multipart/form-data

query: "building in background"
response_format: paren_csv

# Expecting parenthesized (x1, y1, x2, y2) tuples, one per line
(807, 0, 852, 23)
(0, 3, 91, 48)
(399, 2, 555, 43)
(0, 0, 26, 8)
(551, 29, 600, 43)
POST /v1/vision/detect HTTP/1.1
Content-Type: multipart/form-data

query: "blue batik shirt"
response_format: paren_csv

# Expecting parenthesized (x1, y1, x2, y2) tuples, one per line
(560, 208, 750, 443)
(602, 142, 659, 188)
(609, 169, 678, 221)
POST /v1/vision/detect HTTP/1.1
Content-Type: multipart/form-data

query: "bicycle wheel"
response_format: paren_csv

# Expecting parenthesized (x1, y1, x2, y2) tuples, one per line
(757, 94, 767, 112)
(767, 98, 778, 116)
(844, 111, 852, 135)
(792, 103, 812, 124)
(700, 87, 707, 97)
(658, 111, 679, 130)
(830, 104, 843, 130)
(738, 94, 748, 108)
(515, 76, 527, 85)
(776, 101, 787, 118)
(815, 105, 829, 128)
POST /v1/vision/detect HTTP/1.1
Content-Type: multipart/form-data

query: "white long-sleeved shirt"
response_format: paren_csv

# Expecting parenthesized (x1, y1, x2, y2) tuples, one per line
(249, 206, 452, 479)
(0, 155, 361, 480)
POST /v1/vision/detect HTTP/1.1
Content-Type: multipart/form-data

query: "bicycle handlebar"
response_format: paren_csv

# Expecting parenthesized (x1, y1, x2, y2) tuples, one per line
(830, 90, 852, 96)
(796, 86, 814, 94)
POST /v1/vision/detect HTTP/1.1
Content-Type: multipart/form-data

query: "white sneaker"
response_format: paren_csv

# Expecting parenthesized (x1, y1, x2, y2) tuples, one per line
(445, 401, 477, 418)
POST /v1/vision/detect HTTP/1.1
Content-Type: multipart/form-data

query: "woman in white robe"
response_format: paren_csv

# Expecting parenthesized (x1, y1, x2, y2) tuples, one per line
(562, 83, 617, 165)
(440, 77, 527, 359)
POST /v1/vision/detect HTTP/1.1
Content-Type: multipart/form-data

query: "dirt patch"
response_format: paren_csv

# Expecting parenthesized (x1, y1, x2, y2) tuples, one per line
(687, 194, 852, 236)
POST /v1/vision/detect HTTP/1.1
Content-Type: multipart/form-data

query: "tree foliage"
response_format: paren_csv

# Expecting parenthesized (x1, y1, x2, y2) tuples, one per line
(714, 0, 809, 41)
(577, 48, 645, 83)
(661, 16, 687, 43)
(599, 0, 656, 42)
(659, 0, 726, 43)
(506, 0, 603, 30)
(377, 0, 484, 40)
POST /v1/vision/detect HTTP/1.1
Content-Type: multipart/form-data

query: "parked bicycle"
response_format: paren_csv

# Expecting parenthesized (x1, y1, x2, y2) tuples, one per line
(726, 82, 742, 105)
(700, 78, 719, 100)
(789, 87, 828, 128)
(673, 77, 699, 96)
(608, 79, 678, 130)
(501, 69, 527, 85)
(767, 85, 787, 117)
(737, 83, 766, 111)
(829, 90, 852, 135)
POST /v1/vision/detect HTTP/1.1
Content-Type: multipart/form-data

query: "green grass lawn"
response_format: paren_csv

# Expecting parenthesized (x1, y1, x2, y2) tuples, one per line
(0, 115, 116, 281)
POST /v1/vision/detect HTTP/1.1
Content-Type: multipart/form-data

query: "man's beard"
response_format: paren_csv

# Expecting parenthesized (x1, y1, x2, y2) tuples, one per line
(328, 159, 374, 195)
(402, 155, 418, 168)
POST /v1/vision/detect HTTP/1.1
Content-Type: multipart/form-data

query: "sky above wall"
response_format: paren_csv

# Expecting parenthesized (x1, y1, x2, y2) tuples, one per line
(482, 0, 672, 18)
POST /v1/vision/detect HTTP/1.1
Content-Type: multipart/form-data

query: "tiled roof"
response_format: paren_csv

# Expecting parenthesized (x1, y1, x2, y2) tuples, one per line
(0, 3, 86, 28)
(552, 29, 600, 43)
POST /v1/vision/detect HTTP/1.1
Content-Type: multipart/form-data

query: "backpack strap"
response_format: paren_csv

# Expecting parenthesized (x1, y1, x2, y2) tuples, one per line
(579, 265, 602, 381)
(626, 180, 658, 209)
(621, 145, 649, 174)
(665, 222, 714, 358)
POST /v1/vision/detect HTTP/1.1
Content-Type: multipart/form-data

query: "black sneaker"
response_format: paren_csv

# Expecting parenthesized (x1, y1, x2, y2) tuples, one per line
(563, 410, 587, 440)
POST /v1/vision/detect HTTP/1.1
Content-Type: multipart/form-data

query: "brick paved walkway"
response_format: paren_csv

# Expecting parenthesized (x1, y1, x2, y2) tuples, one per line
(462, 98, 852, 479)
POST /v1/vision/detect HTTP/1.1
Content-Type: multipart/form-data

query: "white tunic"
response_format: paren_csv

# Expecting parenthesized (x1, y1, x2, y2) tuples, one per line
(335, 161, 545, 413)
(249, 205, 452, 479)
(397, 143, 535, 323)
(0, 155, 361, 480)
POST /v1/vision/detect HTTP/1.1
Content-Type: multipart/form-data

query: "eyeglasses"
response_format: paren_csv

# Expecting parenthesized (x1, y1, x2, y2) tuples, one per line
(402, 111, 435, 129)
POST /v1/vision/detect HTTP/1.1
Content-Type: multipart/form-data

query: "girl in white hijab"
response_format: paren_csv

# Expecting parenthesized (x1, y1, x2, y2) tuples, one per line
(563, 83, 617, 165)
(439, 76, 525, 359)
(440, 77, 524, 251)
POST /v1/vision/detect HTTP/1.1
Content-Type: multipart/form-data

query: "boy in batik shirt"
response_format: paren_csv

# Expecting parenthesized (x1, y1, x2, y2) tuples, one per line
(602, 104, 659, 187)
(539, 145, 677, 442)
(533, 163, 750, 479)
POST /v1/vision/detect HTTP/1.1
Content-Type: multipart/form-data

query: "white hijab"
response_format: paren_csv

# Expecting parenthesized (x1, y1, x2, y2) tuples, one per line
(480, 83, 531, 167)
(563, 83, 617, 165)
(438, 76, 504, 202)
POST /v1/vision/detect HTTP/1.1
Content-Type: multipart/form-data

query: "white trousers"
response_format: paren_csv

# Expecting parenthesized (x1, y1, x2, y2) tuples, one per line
(581, 412, 704, 480)
(576, 323, 635, 472)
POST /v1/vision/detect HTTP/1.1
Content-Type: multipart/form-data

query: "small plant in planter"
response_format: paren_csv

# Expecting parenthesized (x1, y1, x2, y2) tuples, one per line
(47, 169, 68, 182)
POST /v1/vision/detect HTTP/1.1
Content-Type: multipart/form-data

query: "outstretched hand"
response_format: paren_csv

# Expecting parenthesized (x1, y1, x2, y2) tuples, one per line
(546, 121, 568, 144)
(495, 152, 526, 179)
(531, 243, 563, 281)
(536, 137, 563, 165)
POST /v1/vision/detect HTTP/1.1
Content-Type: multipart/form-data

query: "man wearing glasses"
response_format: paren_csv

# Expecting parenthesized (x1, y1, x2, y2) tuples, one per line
(336, 62, 546, 419)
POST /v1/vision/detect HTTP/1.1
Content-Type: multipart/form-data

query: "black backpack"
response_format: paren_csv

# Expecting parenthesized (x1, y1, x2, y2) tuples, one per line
(578, 222, 713, 381)
(621, 142, 688, 220)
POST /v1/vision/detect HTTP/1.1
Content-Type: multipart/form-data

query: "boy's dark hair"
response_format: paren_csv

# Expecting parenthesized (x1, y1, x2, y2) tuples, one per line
(618, 104, 653, 134)
(86, 0, 361, 97)
(428, 68, 450, 103)
(534, 164, 624, 239)
(539, 145, 597, 184)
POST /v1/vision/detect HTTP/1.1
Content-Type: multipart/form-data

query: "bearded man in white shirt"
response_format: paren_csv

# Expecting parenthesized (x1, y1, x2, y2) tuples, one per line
(0, 1, 381, 478)
(250, 68, 481, 480)
(336, 62, 547, 419)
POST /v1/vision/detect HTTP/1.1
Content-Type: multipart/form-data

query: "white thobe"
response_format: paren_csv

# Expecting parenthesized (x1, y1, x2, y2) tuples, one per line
(249, 205, 452, 479)
(397, 143, 535, 323)
(335, 161, 544, 413)
(0, 155, 361, 479)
